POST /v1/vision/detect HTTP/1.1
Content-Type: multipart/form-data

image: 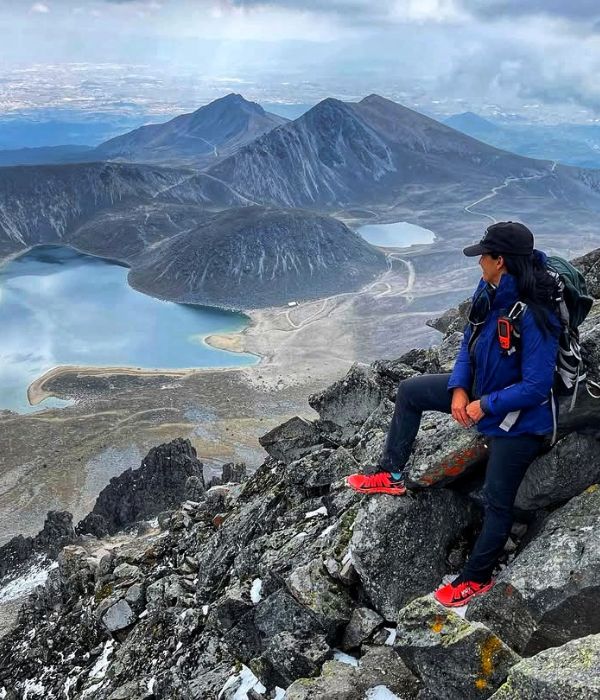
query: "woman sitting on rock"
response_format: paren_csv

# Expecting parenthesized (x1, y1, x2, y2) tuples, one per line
(347, 221, 561, 607)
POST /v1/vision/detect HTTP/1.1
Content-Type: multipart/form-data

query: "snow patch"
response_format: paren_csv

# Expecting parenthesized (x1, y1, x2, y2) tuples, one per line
(333, 649, 359, 667)
(384, 627, 397, 646)
(250, 578, 263, 604)
(218, 664, 267, 699)
(319, 524, 336, 538)
(0, 557, 58, 604)
(88, 639, 114, 681)
(305, 506, 328, 519)
(202, 604, 209, 615)
(274, 687, 286, 699)
(22, 679, 45, 698)
(365, 686, 401, 699)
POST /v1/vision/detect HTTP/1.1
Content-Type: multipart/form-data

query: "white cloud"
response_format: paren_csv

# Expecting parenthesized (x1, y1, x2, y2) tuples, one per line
(30, 2, 50, 13)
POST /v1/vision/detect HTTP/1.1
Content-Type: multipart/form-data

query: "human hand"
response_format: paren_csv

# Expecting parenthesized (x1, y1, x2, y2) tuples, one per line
(466, 400, 485, 424)
(451, 388, 471, 428)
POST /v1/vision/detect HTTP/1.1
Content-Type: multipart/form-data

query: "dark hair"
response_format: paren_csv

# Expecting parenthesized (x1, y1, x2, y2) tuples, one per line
(490, 251, 558, 335)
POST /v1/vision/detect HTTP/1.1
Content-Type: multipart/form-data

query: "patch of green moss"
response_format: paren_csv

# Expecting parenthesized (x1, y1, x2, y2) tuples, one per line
(94, 582, 114, 604)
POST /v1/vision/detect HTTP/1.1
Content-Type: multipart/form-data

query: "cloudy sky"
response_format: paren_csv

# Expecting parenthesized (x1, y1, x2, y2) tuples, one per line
(1, 0, 600, 122)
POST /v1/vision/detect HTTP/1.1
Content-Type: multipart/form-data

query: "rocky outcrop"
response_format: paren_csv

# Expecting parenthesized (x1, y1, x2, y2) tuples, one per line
(490, 633, 600, 699)
(395, 597, 520, 699)
(76, 437, 204, 537)
(0, 510, 74, 579)
(467, 485, 600, 654)
(0, 248, 599, 698)
(351, 491, 479, 619)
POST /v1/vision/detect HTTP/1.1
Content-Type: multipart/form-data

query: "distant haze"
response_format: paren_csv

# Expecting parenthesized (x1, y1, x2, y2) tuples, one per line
(1, 1, 600, 126)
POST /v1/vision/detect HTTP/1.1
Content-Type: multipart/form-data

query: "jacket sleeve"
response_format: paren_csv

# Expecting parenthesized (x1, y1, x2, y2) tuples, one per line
(447, 322, 473, 393)
(480, 310, 559, 416)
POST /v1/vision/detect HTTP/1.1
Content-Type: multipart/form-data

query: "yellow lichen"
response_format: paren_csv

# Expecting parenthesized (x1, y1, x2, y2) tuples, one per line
(475, 635, 503, 691)
(430, 614, 445, 633)
(585, 484, 599, 493)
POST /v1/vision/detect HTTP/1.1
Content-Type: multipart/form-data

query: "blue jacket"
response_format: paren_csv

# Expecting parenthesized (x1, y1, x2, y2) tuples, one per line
(447, 266, 561, 437)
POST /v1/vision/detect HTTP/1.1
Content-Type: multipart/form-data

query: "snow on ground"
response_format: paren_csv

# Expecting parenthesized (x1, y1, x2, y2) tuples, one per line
(250, 578, 262, 604)
(88, 639, 114, 680)
(305, 506, 328, 519)
(274, 687, 286, 699)
(0, 556, 58, 604)
(319, 524, 336, 538)
(22, 678, 45, 698)
(333, 649, 359, 667)
(384, 627, 397, 645)
(218, 664, 266, 699)
(365, 686, 402, 699)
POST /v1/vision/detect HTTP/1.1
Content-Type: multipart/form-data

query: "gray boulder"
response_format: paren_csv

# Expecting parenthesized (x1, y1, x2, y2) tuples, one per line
(285, 447, 360, 494)
(259, 416, 324, 464)
(405, 413, 488, 488)
(285, 646, 421, 700)
(250, 631, 331, 690)
(308, 364, 387, 442)
(342, 607, 384, 650)
(350, 490, 479, 619)
(514, 432, 600, 510)
(395, 597, 520, 700)
(467, 485, 600, 654)
(490, 633, 600, 699)
(287, 558, 354, 637)
(102, 599, 136, 632)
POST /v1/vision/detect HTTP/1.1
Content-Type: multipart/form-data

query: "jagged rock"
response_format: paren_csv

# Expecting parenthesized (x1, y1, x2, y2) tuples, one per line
(395, 596, 520, 700)
(351, 490, 478, 619)
(0, 510, 76, 579)
(76, 438, 204, 536)
(146, 574, 187, 610)
(370, 359, 419, 400)
(308, 364, 387, 441)
(514, 432, 600, 510)
(33, 511, 76, 558)
(77, 512, 111, 538)
(287, 558, 354, 636)
(490, 633, 600, 699)
(467, 485, 600, 654)
(436, 331, 465, 372)
(222, 462, 247, 483)
(251, 631, 331, 690)
(113, 563, 140, 579)
(342, 607, 384, 650)
(405, 413, 488, 488)
(573, 247, 600, 298)
(185, 475, 205, 501)
(285, 447, 360, 493)
(285, 646, 421, 699)
(102, 598, 136, 632)
(259, 416, 324, 464)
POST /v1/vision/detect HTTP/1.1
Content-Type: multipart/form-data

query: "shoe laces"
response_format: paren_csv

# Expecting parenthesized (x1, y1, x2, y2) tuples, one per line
(366, 471, 393, 487)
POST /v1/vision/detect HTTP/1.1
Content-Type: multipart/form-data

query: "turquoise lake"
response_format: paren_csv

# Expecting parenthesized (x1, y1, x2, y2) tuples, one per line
(0, 245, 257, 413)
(358, 221, 435, 247)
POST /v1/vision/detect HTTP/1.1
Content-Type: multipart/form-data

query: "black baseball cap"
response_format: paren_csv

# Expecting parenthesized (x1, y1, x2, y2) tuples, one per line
(463, 221, 534, 257)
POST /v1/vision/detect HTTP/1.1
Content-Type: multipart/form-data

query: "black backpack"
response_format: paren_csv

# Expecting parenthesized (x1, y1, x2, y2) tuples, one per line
(504, 255, 597, 444)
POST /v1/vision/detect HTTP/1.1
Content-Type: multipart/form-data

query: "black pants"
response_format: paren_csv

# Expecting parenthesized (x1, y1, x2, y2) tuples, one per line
(379, 373, 545, 583)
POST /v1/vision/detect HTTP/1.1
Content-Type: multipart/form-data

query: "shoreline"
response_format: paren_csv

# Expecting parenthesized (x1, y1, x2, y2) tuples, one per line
(26, 360, 261, 407)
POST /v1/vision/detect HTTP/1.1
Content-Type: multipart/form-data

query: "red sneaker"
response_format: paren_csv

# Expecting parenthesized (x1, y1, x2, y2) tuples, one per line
(434, 578, 494, 607)
(346, 471, 406, 496)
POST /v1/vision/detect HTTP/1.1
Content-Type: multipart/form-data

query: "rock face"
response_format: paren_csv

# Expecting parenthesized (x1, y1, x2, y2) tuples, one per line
(0, 248, 599, 699)
(128, 206, 387, 309)
(490, 633, 600, 699)
(0, 510, 74, 579)
(350, 490, 479, 619)
(76, 438, 204, 537)
(467, 485, 600, 654)
(514, 432, 600, 510)
(395, 597, 520, 699)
